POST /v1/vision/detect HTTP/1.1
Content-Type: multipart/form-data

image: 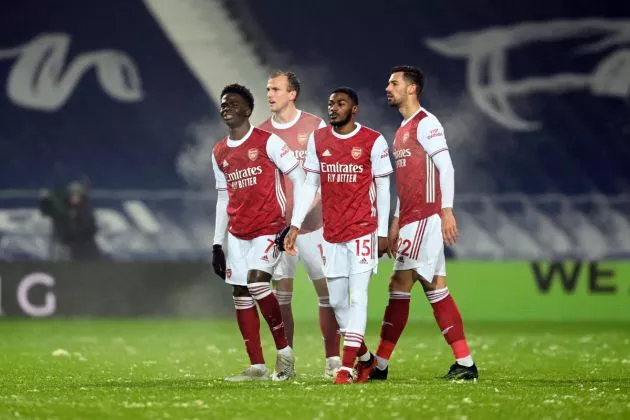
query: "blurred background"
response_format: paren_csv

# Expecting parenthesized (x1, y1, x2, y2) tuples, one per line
(0, 0, 628, 319)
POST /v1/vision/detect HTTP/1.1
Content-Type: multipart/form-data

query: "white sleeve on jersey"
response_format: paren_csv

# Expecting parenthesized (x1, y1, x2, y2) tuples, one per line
(211, 152, 227, 190)
(290, 171, 320, 229)
(417, 114, 454, 208)
(374, 176, 390, 237)
(266, 133, 300, 174)
(303, 133, 320, 173)
(317, 119, 327, 129)
(433, 151, 455, 208)
(417, 114, 449, 157)
(213, 189, 228, 245)
(371, 135, 394, 177)
(394, 197, 400, 218)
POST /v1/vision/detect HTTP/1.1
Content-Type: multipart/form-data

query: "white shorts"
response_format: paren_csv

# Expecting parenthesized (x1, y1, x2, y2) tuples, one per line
(273, 228, 325, 281)
(321, 231, 378, 278)
(393, 214, 446, 282)
(225, 232, 281, 286)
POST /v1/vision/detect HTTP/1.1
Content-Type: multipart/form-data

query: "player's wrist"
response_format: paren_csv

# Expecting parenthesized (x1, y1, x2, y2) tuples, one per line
(441, 207, 453, 215)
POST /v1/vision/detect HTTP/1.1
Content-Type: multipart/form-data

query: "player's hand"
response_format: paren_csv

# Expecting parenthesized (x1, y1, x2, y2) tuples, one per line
(441, 208, 460, 246)
(387, 217, 400, 257)
(378, 236, 389, 258)
(283, 226, 300, 256)
(275, 226, 291, 251)
(211, 244, 226, 279)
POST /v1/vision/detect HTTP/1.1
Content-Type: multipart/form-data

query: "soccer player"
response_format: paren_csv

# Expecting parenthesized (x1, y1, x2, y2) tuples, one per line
(211, 83, 303, 381)
(258, 70, 341, 377)
(285, 87, 393, 384)
(369, 66, 478, 380)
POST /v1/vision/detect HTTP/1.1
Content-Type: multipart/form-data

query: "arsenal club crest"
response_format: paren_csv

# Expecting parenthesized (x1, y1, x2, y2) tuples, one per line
(248, 148, 259, 161)
(402, 132, 410, 143)
(351, 147, 363, 160)
(297, 133, 308, 145)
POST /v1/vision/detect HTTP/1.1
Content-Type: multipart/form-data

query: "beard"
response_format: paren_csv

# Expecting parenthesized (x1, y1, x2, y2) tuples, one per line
(330, 113, 352, 127)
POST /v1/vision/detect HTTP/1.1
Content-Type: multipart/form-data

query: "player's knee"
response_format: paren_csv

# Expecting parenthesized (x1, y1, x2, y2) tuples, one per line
(275, 278, 293, 293)
(232, 285, 250, 297)
(349, 286, 368, 308)
(389, 270, 414, 293)
(247, 269, 272, 284)
(328, 293, 348, 311)
(312, 278, 329, 297)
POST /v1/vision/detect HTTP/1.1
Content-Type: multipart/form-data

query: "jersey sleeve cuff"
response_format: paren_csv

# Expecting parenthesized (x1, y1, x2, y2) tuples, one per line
(430, 148, 448, 158)
(283, 161, 300, 175)
(304, 166, 320, 174)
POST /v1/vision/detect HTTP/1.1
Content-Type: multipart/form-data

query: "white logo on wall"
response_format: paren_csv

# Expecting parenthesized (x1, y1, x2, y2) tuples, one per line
(426, 19, 630, 131)
(0, 33, 144, 111)
(0, 272, 56, 317)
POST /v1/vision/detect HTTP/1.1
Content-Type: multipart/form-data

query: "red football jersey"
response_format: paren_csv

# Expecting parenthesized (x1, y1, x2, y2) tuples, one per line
(212, 127, 299, 240)
(258, 110, 325, 233)
(304, 124, 393, 243)
(393, 109, 445, 227)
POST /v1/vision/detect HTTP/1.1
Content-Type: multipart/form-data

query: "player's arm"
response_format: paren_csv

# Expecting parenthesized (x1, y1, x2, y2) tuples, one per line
(266, 134, 305, 211)
(285, 133, 320, 255)
(389, 197, 400, 255)
(307, 120, 327, 211)
(211, 152, 228, 279)
(371, 135, 394, 257)
(417, 117, 459, 246)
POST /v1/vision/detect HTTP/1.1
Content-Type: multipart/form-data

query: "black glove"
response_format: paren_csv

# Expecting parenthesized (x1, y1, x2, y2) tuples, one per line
(275, 226, 291, 252)
(212, 244, 226, 279)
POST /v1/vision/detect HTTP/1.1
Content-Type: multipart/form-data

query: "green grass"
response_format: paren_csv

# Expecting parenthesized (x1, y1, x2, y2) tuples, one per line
(1, 319, 629, 419)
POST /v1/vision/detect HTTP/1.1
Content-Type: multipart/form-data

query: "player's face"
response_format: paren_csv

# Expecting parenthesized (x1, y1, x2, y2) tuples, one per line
(220, 93, 251, 127)
(386, 72, 411, 107)
(266, 76, 295, 113)
(328, 93, 356, 127)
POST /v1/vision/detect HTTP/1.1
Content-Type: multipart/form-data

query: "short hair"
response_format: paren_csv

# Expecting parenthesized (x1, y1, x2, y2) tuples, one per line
(331, 86, 359, 105)
(220, 83, 255, 111)
(269, 70, 301, 101)
(391, 65, 424, 96)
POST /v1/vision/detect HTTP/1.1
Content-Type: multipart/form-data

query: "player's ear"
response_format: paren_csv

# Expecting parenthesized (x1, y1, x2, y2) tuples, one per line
(245, 107, 252, 118)
(408, 83, 417, 97)
(352, 104, 358, 115)
(289, 90, 297, 102)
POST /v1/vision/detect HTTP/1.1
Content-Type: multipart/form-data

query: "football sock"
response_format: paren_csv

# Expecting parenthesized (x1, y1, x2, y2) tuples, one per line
(248, 282, 289, 350)
(426, 287, 473, 365)
(233, 296, 264, 365)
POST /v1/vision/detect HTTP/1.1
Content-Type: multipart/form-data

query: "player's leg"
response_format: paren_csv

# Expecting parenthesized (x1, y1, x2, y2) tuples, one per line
(370, 269, 415, 379)
(326, 274, 351, 383)
(224, 233, 268, 381)
(419, 214, 477, 380)
(297, 228, 341, 376)
(341, 232, 378, 383)
(272, 252, 297, 347)
(421, 272, 478, 380)
(245, 235, 295, 381)
(370, 220, 421, 379)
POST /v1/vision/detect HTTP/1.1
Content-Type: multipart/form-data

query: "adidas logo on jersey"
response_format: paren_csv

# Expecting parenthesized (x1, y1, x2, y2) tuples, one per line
(222, 160, 229, 168)
(261, 255, 269, 262)
(397, 256, 405, 263)
(322, 149, 332, 157)
(360, 257, 368, 264)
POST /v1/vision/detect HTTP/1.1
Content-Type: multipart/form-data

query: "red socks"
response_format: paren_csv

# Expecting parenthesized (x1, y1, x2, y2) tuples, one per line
(426, 287, 470, 359)
(375, 291, 411, 362)
(233, 296, 264, 365)
(248, 283, 289, 350)
(319, 297, 341, 357)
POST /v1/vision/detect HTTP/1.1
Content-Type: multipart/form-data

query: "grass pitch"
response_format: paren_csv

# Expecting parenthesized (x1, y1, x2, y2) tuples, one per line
(1, 319, 629, 419)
